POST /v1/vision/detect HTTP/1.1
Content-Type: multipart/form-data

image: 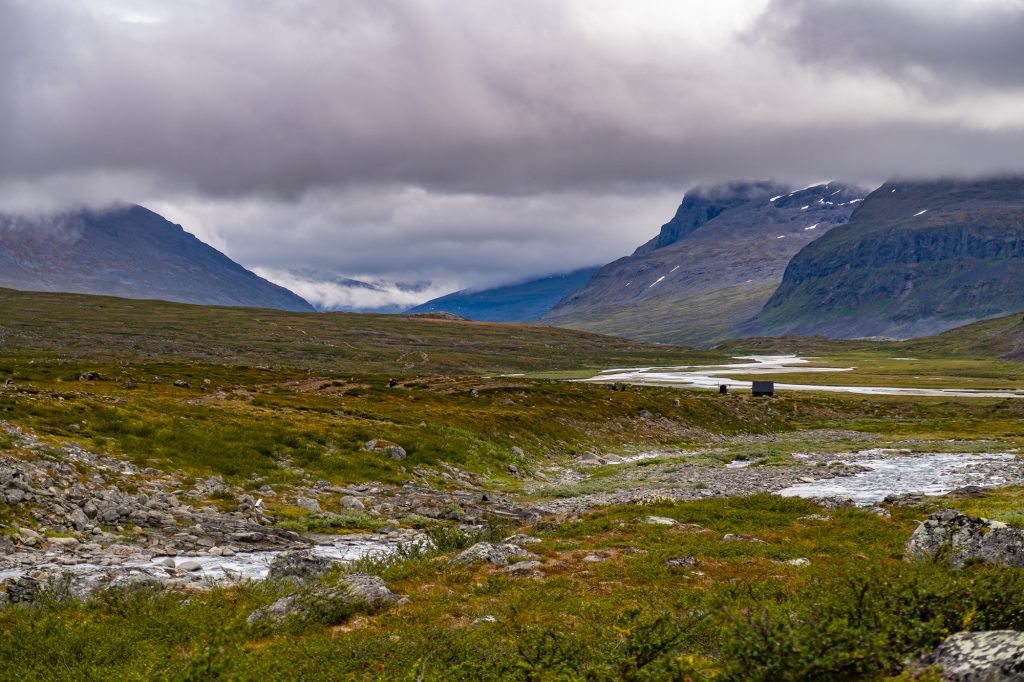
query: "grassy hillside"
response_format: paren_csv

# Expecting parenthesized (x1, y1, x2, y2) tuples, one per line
(0, 288, 718, 375)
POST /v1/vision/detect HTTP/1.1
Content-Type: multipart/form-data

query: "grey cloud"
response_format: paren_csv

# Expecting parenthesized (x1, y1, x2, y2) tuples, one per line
(2, 1, 1024, 298)
(757, 0, 1024, 92)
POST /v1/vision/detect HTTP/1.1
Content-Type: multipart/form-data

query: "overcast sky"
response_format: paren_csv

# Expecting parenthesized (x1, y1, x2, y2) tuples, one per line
(2, 0, 1023, 306)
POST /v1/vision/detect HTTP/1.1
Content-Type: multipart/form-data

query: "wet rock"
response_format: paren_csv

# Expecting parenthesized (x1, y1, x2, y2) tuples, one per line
(247, 573, 400, 625)
(267, 550, 336, 582)
(916, 630, 1024, 681)
(176, 560, 203, 572)
(905, 509, 1024, 568)
(449, 542, 536, 567)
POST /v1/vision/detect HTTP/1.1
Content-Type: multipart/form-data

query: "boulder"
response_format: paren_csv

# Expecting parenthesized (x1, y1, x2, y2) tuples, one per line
(79, 371, 101, 382)
(916, 630, 1024, 681)
(267, 550, 335, 582)
(644, 516, 677, 526)
(448, 542, 536, 567)
(173, 379, 190, 389)
(364, 440, 407, 461)
(3, 576, 41, 605)
(340, 496, 365, 511)
(247, 573, 400, 625)
(295, 496, 321, 513)
(905, 509, 1024, 568)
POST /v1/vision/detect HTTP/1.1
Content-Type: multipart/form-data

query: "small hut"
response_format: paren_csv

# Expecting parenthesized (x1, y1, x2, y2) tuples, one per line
(752, 381, 775, 397)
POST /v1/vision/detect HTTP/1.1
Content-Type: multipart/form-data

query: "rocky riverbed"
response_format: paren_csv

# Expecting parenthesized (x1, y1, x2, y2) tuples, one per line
(4, 417, 1024, 603)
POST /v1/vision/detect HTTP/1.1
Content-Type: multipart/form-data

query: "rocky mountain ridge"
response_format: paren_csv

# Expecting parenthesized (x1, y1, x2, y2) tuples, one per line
(542, 180, 869, 345)
(0, 204, 313, 312)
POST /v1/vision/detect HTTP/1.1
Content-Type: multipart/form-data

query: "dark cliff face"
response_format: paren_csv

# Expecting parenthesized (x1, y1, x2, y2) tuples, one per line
(751, 177, 1024, 339)
(632, 181, 789, 255)
(543, 180, 869, 346)
(0, 204, 314, 312)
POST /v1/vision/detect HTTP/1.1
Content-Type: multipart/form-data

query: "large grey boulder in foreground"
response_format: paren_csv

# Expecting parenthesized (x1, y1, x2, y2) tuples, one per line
(905, 509, 1024, 568)
(247, 573, 400, 625)
(916, 631, 1024, 681)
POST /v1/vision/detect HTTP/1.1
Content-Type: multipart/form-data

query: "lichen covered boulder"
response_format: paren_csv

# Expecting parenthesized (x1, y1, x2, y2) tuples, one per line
(916, 630, 1024, 681)
(905, 509, 1024, 568)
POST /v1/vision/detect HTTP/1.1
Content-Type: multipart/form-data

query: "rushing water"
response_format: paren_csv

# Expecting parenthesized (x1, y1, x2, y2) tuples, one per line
(777, 452, 1019, 505)
(0, 534, 409, 584)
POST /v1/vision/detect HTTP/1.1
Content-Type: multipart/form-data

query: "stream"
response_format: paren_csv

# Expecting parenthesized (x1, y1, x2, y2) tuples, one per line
(777, 451, 1020, 505)
(584, 355, 1024, 399)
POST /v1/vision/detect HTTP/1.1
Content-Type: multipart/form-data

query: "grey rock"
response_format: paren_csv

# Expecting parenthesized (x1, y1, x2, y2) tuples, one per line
(917, 630, 1024, 681)
(340, 496, 365, 511)
(664, 556, 697, 567)
(295, 496, 321, 513)
(364, 440, 407, 461)
(502, 534, 542, 546)
(173, 379, 190, 389)
(905, 509, 1024, 568)
(3, 576, 40, 605)
(267, 550, 334, 582)
(644, 516, 677, 526)
(247, 573, 400, 625)
(79, 371, 101, 382)
(176, 560, 203, 572)
(5, 488, 25, 504)
(449, 542, 536, 567)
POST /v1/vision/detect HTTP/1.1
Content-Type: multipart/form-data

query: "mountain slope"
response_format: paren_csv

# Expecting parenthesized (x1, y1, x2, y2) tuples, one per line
(0, 204, 313, 311)
(748, 177, 1024, 339)
(542, 181, 868, 346)
(407, 267, 598, 322)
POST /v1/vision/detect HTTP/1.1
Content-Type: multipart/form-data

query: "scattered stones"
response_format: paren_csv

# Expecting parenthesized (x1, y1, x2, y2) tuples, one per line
(797, 514, 833, 522)
(643, 516, 677, 526)
(78, 371, 101, 382)
(664, 556, 697, 567)
(581, 553, 606, 563)
(722, 533, 767, 544)
(905, 509, 1024, 568)
(3, 576, 40, 605)
(915, 630, 1024, 681)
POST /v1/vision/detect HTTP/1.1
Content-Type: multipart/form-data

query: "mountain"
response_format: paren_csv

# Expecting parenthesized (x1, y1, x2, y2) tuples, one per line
(747, 176, 1024, 340)
(542, 181, 868, 346)
(0, 204, 313, 312)
(406, 267, 599, 322)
